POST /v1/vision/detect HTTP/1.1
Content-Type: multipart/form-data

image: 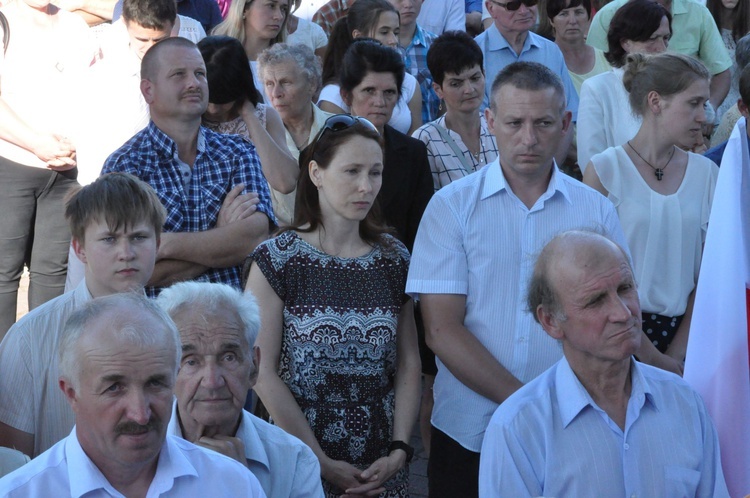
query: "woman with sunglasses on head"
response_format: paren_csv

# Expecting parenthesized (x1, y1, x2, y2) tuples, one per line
(212, 0, 290, 102)
(577, 0, 671, 170)
(198, 36, 298, 204)
(318, 0, 423, 135)
(341, 39, 433, 253)
(583, 53, 718, 376)
(248, 114, 421, 497)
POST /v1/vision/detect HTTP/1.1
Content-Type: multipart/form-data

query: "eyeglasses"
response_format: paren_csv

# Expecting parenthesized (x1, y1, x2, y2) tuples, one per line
(309, 114, 379, 156)
(488, 0, 538, 11)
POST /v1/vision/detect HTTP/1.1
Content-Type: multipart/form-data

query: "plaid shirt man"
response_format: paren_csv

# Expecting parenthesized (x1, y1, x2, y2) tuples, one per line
(312, 0, 355, 37)
(400, 24, 440, 124)
(102, 122, 275, 296)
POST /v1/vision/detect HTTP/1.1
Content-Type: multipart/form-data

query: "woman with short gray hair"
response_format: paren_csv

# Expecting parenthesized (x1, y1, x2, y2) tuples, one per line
(258, 43, 333, 225)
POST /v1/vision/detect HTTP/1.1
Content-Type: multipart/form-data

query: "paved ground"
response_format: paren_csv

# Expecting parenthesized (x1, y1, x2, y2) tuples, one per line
(408, 421, 429, 497)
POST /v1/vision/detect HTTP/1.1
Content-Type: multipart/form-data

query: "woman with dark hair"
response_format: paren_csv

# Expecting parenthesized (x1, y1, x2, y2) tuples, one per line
(212, 0, 290, 102)
(413, 31, 498, 191)
(547, 0, 611, 94)
(248, 115, 421, 497)
(340, 39, 433, 253)
(584, 53, 718, 375)
(707, 0, 750, 120)
(577, 0, 671, 169)
(198, 36, 298, 204)
(318, 0, 422, 135)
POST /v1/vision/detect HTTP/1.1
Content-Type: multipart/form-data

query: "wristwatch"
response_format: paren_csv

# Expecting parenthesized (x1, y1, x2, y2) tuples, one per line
(388, 440, 415, 463)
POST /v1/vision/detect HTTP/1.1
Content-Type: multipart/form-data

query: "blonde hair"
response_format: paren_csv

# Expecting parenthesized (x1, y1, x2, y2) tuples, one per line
(623, 53, 710, 116)
(212, 0, 288, 51)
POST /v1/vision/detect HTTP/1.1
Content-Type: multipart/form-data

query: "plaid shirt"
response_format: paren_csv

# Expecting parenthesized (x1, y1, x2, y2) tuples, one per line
(401, 25, 440, 124)
(312, 0, 354, 37)
(102, 121, 275, 295)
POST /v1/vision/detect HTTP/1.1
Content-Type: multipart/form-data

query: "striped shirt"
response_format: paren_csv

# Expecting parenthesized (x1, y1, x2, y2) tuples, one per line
(406, 160, 629, 451)
(0, 282, 91, 457)
(412, 114, 498, 191)
(479, 357, 730, 497)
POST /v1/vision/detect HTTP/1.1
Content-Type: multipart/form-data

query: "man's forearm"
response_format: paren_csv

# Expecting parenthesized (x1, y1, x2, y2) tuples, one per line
(157, 213, 270, 268)
(709, 69, 731, 112)
(148, 259, 208, 287)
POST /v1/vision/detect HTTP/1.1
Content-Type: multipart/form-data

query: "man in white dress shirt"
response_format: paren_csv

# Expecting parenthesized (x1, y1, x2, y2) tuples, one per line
(0, 293, 266, 497)
(157, 281, 325, 498)
(479, 230, 730, 497)
(405, 61, 629, 497)
(0, 173, 165, 458)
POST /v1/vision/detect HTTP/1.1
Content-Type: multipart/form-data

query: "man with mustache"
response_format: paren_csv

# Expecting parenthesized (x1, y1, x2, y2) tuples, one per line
(0, 293, 266, 496)
(102, 37, 275, 297)
(479, 230, 729, 497)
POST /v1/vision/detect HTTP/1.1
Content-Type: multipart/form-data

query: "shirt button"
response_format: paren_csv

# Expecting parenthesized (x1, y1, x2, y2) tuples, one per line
(624, 443, 630, 450)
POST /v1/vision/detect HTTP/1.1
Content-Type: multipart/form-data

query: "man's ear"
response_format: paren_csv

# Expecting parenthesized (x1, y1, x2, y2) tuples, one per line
(72, 238, 87, 265)
(59, 377, 79, 412)
(738, 98, 750, 119)
(248, 346, 261, 386)
(484, 106, 495, 132)
(537, 305, 565, 341)
(141, 79, 154, 104)
(560, 110, 573, 135)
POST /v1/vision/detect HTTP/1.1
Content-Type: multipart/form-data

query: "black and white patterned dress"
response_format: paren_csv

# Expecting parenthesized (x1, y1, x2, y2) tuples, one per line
(253, 231, 411, 497)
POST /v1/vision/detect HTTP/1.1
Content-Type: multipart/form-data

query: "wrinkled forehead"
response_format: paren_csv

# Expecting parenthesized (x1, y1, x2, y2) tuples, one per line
(173, 305, 250, 353)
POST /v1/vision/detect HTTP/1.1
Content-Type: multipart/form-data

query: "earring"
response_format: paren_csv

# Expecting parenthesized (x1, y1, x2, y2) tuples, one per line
(439, 100, 443, 111)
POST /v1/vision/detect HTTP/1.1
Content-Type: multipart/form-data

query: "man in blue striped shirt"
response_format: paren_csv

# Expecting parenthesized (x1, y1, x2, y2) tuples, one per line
(406, 61, 629, 497)
(479, 230, 729, 497)
(102, 37, 275, 296)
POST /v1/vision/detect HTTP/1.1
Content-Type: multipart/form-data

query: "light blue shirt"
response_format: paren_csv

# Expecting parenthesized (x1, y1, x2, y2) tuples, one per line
(475, 25, 579, 120)
(479, 357, 730, 498)
(0, 429, 266, 497)
(406, 159, 629, 451)
(168, 405, 324, 498)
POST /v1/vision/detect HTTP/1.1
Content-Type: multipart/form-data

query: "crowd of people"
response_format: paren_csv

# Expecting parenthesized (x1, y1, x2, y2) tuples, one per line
(0, 0, 741, 495)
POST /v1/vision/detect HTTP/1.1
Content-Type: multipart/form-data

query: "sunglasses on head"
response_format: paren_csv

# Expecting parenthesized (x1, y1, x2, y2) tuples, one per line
(488, 0, 538, 11)
(309, 114, 379, 156)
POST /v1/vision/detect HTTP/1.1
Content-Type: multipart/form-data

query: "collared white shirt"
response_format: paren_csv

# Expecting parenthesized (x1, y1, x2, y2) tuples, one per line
(406, 159, 629, 451)
(0, 281, 93, 457)
(479, 358, 730, 497)
(168, 403, 324, 498)
(0, 429, 266, 497)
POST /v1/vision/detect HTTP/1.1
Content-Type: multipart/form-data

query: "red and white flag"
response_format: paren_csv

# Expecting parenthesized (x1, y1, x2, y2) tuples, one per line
(685, 117, 750, 497)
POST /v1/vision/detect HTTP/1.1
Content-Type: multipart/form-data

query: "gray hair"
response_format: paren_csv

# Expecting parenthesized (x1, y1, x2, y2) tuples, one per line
(258, 43, 322, 93)
(736, 33, 750, 72)
(58, 293, 181, 387)
(155, 282, 261, 349)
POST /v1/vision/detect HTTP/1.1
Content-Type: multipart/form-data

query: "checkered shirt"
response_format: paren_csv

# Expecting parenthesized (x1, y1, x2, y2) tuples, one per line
(312, 0, 354, 37)
(102, 121, 275, 295)
(401, 25, 440, 124)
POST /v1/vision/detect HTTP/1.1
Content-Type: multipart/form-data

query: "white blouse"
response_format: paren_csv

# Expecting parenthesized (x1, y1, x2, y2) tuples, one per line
(591, 146, 718, 316)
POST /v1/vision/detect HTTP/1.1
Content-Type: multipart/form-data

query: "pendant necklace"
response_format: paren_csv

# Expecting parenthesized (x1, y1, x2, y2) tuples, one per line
(627, 141, 675, 181)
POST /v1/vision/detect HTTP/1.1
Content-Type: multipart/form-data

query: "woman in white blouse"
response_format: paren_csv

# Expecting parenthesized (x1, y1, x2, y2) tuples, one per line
(583, 53, 718, 376)
(412, 30, 498, 191)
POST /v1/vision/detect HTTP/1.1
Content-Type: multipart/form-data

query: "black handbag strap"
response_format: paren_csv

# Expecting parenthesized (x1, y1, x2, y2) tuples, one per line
(0, 11, 8, 55)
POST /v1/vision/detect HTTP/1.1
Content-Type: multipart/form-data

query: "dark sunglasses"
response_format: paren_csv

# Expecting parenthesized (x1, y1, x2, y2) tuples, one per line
(488, 0, 538, 11)
(309, 114, 379, 156)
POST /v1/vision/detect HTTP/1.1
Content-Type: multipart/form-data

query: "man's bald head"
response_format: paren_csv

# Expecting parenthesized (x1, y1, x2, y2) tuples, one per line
(527, 230, 633, 324)
(141, 36, 199, 81)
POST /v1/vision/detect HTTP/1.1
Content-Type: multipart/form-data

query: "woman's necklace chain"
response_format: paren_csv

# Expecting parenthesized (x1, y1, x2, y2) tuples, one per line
(627, 141, 675, 181)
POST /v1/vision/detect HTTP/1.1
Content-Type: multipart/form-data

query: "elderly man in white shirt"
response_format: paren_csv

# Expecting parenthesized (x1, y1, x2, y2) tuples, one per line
(157, 281, 325, 498)
(0, 293, 266, 497)
(479, 230, 729, 498)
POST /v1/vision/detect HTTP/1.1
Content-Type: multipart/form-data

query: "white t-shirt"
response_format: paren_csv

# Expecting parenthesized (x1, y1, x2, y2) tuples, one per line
(317, 72, 417, 134)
